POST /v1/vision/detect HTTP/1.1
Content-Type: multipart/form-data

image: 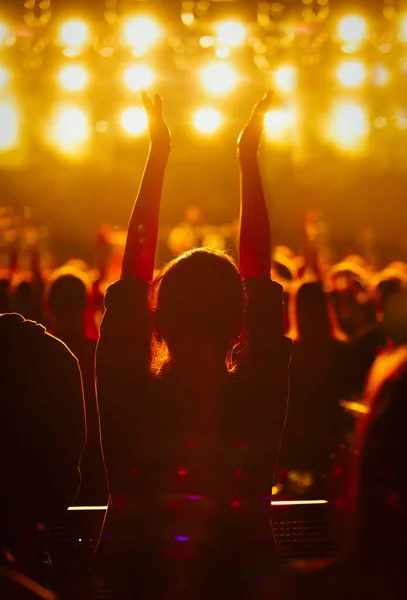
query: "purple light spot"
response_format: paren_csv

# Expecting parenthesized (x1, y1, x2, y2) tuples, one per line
(174, 535, 189, 542)
(257, 535, 269, 542)
(105, 534, 114, 541)
(255, 577, 264, 585)
(185, 495, 203, 501)
(261, 495, 271, 501)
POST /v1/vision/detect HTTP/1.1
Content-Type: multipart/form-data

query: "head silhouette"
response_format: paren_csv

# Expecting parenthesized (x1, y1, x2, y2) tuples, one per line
(47, 267, 89, 323)
(151, 248, 244, 373)
(296, 282, 331, 341)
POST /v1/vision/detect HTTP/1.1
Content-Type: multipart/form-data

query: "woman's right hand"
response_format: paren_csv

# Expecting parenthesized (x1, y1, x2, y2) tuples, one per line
(141, 90, 171, 156)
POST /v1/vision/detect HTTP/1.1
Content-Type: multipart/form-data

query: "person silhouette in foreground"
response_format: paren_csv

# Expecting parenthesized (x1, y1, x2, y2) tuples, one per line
(277, 295, 407, 600)
(0, 312, 86, 597)
(47, 268, 106, 504)
(281, 282, 352, 478)
(96, 92, 291, 599)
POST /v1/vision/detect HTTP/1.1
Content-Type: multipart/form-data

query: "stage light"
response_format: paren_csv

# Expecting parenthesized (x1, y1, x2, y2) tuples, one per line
(216, 47, 230, 59)
(59, 19, 89, 47)
(373, 64, 389, 87)
(273, 65, 297, 94)
(0, 22, 9, 46)
(329, 103, 368, 150)
(201, 63, 237, 94)
(120, 107, 148, 136)
(399, 15, 407, 42)
(122, 16, 160, 50)
(193, 108, 222, 134)
(51, 107, 90, 153)
(216, 21, 246, 47)
(200, 36, 213, 48)
(0, 66, 10, 90)
(336, 60, 366, 88)
(0, 101, 18, 151)
(58, 65, 88, 91)
(264, 109, 295, 142)
(123, 65, 155, 92)
(338, 15, 367, 44)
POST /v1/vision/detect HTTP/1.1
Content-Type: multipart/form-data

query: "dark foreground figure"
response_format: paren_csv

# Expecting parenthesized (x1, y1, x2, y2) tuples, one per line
(0, 312, 86, 598)
(96, 93, 291, 598)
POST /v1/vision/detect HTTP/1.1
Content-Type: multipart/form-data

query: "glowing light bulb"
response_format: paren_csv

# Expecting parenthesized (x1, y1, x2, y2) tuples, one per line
(336, 60, 366, 88)
(58, 65, 88, 91)
(120, 107, 148, 136)
(193, 108, 222, 134)
(274, 65, 297, 93)
(264, 109, 296, 143)
(216, 21, 246, 47)
(50, 106, 90, 153)
(122, 16, 160, 50)
(123, 65, 155, 91)
(201, 63, 237, 94)
(329, 103, 368, 150)
(338, 15, 367, 44)
(59, 19, 89, 47)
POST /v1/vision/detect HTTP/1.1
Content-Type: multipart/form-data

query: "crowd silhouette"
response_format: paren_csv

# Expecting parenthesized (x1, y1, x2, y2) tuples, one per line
(1, 92, 407, 599)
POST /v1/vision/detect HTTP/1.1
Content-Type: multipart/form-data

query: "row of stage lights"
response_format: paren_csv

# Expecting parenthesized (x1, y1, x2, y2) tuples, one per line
(0, 13, 406, 155)
(2, 13, 407, 54)
(0, 98, 394, 155)
(0, 58, 391, 95)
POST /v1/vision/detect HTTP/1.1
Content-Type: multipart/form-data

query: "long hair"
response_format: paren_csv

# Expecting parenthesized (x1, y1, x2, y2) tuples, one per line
(149, 248, 245, 376)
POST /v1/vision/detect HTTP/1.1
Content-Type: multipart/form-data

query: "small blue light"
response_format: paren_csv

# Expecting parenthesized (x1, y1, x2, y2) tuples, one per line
(174, 536, 189, 542)
(185, 495, 203, 500)
(261, 495, 271, 501)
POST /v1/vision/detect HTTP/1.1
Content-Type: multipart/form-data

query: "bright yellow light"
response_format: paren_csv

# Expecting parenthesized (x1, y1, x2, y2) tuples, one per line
(193, 108, 222, 134)
(59, 19, 89, 47)
(336, 60, 366, 88)
(0, 101, 18, 151)
(329, 103, 368, 150)
(58, 65, 88, 91)
(399, 15, 407, 42)
(122, 17, 160, 49)
(264, 109, 295, 142)
(273, 65, 297, 93)
(373, 64, 389, 87)
(0, 66, 10, 90)
(120, 107, 148, 136)
(123, 65, 155, 92)
(201, 63, 237, 94)
(51, 107, 90, 153)
(216, 46, 230, 59)
(216, 21, 246, 47)
(0, 22, 9, 46)
(200, 36, 213, 48)
(338, 15, 367, 44)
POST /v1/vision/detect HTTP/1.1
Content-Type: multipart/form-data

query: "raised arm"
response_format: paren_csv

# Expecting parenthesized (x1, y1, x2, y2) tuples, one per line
(121, 92, 171, 282)
(238, 92, 273, 280)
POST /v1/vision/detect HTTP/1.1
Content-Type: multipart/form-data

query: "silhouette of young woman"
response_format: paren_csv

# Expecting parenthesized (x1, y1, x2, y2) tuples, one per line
(96, 92, 291, 599)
